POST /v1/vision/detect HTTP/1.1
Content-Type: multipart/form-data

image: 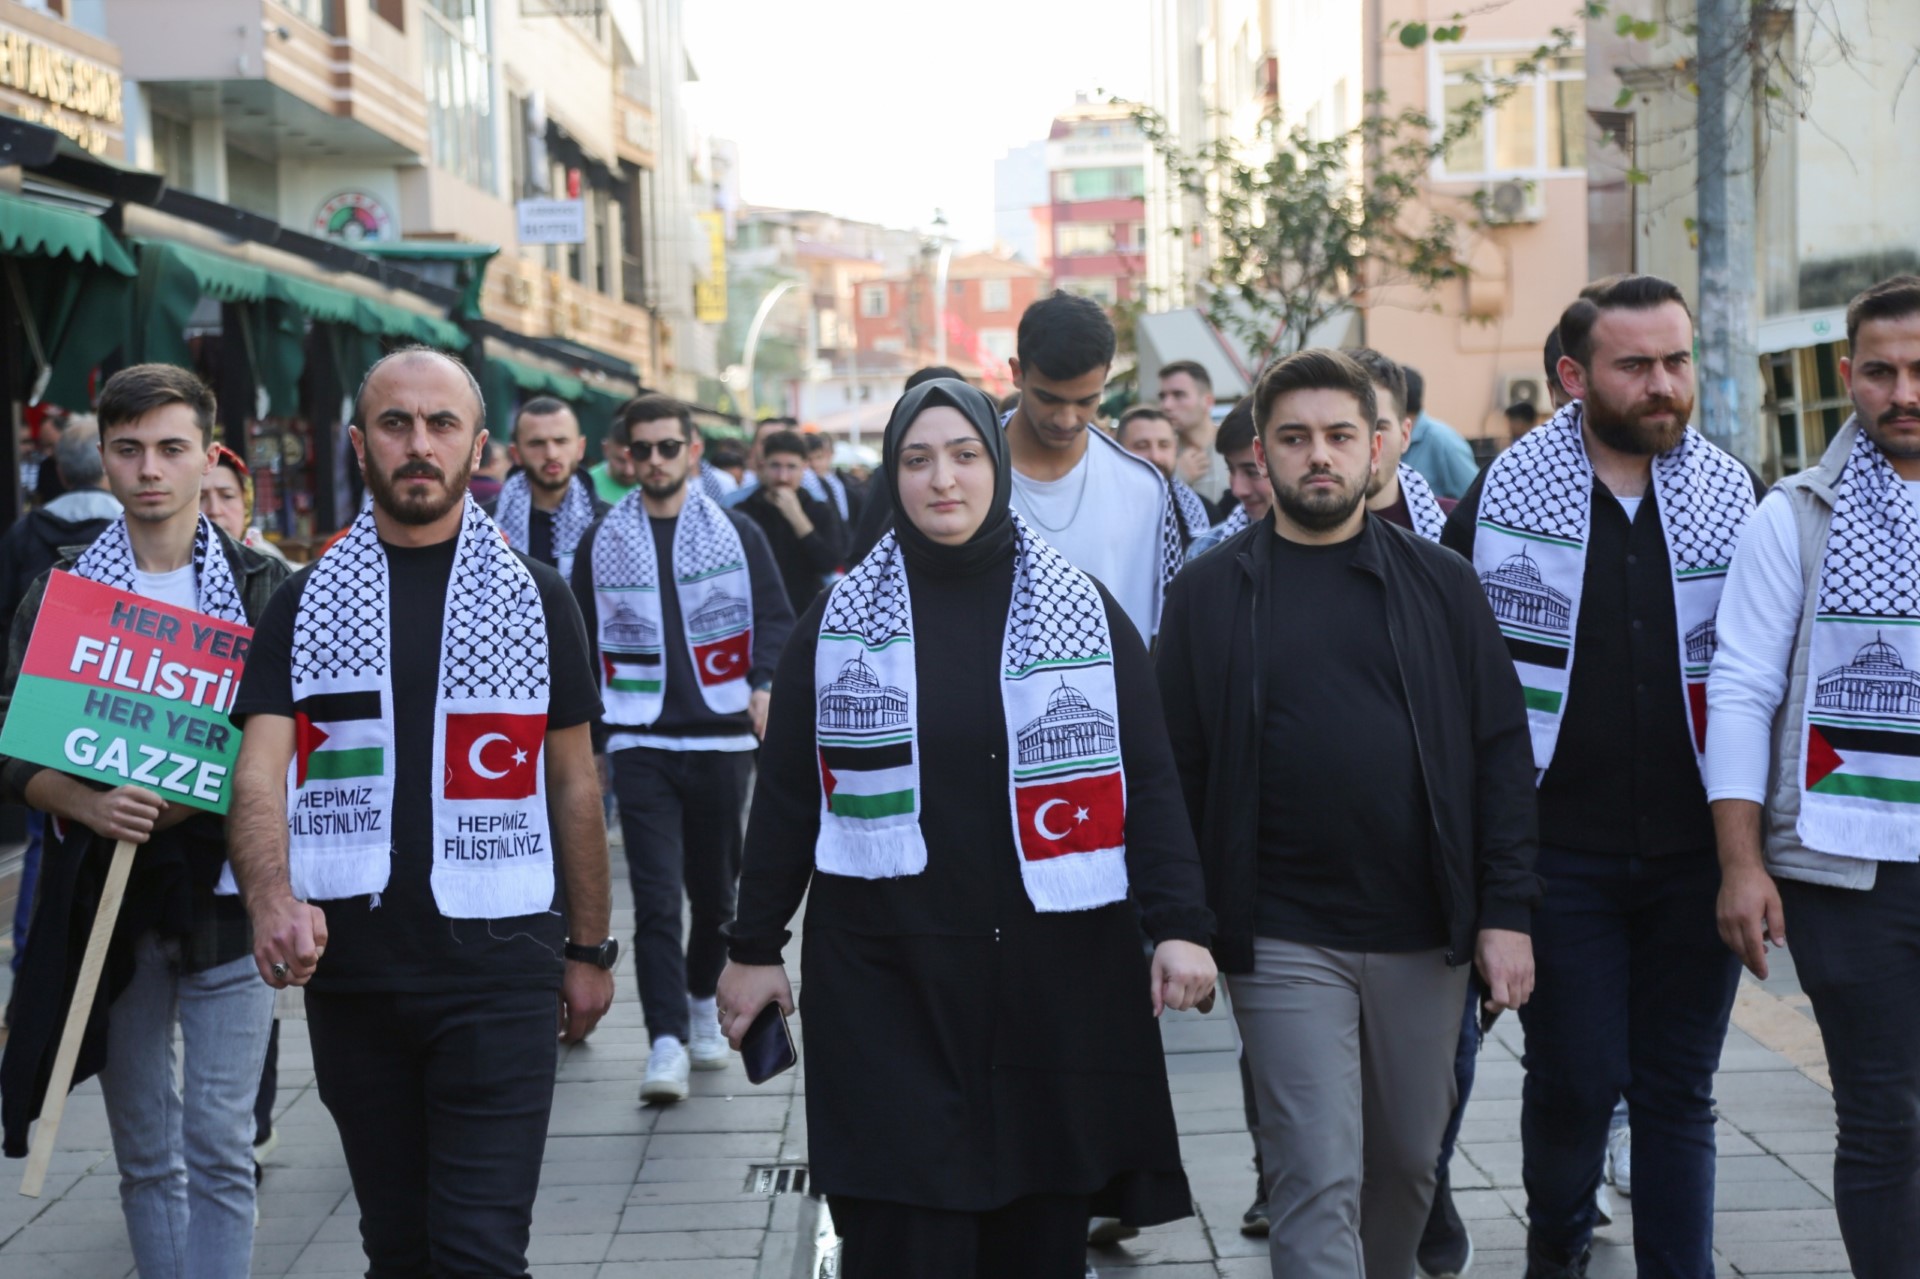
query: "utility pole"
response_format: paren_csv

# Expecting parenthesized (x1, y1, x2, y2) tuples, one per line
(1694, 0, 1766, 471)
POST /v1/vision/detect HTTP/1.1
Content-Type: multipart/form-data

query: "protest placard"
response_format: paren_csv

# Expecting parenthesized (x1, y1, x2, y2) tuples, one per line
(0, 571, 250, 814)
(0, 570, 253, 1195)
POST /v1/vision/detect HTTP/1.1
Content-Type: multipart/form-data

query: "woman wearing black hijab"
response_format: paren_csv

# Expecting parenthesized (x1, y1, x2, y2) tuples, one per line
(717, 379, 1216, 1277)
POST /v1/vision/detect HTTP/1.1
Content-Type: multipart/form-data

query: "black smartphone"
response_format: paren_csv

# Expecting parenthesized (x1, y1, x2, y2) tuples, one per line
(741, 1002, 797, 1085)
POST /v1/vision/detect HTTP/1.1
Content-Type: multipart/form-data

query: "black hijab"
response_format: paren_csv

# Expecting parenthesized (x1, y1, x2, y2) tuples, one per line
(879, 378, 1013, 578)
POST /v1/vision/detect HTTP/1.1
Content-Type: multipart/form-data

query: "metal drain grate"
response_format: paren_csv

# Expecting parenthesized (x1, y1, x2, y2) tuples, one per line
(745, 1162, 810, 1196)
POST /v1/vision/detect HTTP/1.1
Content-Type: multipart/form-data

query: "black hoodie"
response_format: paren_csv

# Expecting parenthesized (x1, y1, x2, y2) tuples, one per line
(0, 490, 120, 629)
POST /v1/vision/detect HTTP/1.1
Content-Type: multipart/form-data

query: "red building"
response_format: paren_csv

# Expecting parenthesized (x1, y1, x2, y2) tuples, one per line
(1044, 99, 1149, 305)
(850, 253, 1048, 393)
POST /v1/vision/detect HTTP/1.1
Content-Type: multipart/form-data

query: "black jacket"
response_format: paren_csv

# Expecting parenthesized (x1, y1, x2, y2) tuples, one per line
(738, 486, 849, 615)
(0, 492, 120, 632)
(0, 526, 289, 1157)
(1155, 513, 1540, 974)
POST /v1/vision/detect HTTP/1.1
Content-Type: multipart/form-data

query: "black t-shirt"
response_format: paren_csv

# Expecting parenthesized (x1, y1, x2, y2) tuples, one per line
(528, 507, 554, 567)
(1255, 529, 1446, 951)
(232, 536, 602, 992)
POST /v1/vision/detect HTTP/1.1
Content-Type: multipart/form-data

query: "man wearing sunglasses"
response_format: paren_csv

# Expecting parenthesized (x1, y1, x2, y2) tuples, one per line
(570, 394, 795, 1102)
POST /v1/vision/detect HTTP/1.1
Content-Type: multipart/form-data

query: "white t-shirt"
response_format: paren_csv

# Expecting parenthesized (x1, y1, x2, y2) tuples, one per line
(1010, 434, 1165, 641)
(1615, 495, 1644, 522)
(133, 564, 197, 611)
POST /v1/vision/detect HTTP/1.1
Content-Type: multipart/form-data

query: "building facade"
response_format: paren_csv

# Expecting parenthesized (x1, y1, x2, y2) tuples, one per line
(1045, 96, 1148, 307)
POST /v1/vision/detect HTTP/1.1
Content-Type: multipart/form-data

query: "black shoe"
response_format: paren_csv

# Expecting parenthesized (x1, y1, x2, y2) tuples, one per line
(1418, 1169, 1473, 1277)
(1240, 1189, 1270, 1238)
(1523, 1236, 1590, 1279)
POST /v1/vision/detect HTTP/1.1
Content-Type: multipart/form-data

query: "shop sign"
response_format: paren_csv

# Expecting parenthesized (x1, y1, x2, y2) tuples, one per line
(0, 26, 123, 156)
(694, 211, 727, 324)
(517, 197, 587, 245)
(314, 191, 396, 243)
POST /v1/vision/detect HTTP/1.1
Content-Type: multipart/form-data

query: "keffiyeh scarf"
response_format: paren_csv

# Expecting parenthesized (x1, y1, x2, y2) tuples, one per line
(1798, 422, 1920, 860)
(73, 514, 247, 627)
(1171, 478, 1211, 546)
(1399, 463, 1447, 543)
(590, 489, 753, 728)
(287, 496, 554, 918)
(492, 470, 596, 578)
(1472, 401, 1753, 776)
(814, 513, 1129, 912)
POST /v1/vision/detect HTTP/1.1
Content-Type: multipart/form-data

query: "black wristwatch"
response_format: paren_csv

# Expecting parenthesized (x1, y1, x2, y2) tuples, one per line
(564, 938, 619, 969)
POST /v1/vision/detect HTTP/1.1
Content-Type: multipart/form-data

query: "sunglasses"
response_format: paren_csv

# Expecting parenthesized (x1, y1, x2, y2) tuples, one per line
(628, 439, 685, 461)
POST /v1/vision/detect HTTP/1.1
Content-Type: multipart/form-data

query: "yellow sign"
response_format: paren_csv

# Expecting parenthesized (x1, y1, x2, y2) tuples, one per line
(693, 211, 727, 324)
(0, 29, 123, 156)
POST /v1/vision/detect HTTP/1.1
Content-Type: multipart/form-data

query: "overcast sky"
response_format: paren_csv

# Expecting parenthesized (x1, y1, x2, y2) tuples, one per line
(681, 0, 1151, 250)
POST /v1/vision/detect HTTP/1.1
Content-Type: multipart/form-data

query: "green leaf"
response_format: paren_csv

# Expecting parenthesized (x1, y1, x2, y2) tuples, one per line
(1614, 86, 1634, 107)
(1626, 167, 1650, 185)
(1435, 24, 1466, 42)
(1630, 18, 1660, 40)
(1398, 21, 1430, 48)
(1614, 12, 1635, 34)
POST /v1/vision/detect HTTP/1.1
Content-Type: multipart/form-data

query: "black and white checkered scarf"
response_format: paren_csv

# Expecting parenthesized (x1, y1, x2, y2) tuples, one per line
(492, 469, 597, 578)
(72, 514, 246, 625)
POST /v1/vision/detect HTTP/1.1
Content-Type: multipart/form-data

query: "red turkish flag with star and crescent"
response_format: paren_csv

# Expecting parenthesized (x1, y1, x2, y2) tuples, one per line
(1014, 770, 1125, 862)
(693, 631, 751, 688)
(444, 711, 547, 801)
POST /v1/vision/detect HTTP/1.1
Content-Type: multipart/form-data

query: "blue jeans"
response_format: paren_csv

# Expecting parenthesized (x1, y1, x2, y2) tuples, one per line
(97, 933, 275, 1279)
(1519, 847, 1738, 1278)
(1436, 974, 1483, 1175)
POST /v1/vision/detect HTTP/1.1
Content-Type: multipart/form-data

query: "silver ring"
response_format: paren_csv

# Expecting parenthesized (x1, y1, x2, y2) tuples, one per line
(271, 962, 290, 980)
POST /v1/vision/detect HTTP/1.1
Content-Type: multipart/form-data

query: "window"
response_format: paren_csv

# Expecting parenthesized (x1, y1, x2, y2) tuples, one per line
(860, 284, 889, 318)
(1051, 166, 1143, 202)
(423, 0, 496, 194)
(979, 328, 1016, 365)
(1062, 277, 1116, 305)
(371, 0, 404, 30)
(1056, 223, 1116, 257)
(981, 278, 1011, 312)
(1436, 51, 1585, 178)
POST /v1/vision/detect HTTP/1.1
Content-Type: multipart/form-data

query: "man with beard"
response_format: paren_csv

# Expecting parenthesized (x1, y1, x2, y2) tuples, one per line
(227, 347, 614, 1277)
(1184, 398, 1271, 563)
(1118, 405, 1211, 549)
(570, 394, 792, 1103)
(1160, 348, 1539, 1279)
(1443, 275, 1759, 1279)
(1708, 275, 1920, 1279)
(487, 397, 609, 578)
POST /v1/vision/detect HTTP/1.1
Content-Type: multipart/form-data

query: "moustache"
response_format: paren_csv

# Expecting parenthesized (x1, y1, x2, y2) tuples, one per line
(1878, 405, 1920, 427)
(391, 463, 445, 482)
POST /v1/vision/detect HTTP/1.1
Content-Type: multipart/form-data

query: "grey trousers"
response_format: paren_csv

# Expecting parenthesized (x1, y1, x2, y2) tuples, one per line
(1230, 938, 1469, 1279)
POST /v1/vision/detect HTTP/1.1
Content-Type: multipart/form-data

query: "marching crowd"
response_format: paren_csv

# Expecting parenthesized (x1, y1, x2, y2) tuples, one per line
(0, 270, 1914, 1279)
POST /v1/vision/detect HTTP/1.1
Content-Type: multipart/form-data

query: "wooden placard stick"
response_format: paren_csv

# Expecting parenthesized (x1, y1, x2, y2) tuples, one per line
(19, 838, 137, 1198)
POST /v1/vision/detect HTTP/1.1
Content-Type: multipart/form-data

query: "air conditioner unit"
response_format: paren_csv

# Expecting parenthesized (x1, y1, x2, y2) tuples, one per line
(1499, 373, 1550, 412)
(1482, 178, 1544, 224)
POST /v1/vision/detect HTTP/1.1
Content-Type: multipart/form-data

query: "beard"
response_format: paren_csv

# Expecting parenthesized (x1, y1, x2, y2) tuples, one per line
(1584, 382, 1692, 456)
(367, 455, 470, 526)
(1865, 400, 1920, 459)
(639, 470, 688, 501)
(1272, 466, 1367, 532)
(528, 464, 573, 495)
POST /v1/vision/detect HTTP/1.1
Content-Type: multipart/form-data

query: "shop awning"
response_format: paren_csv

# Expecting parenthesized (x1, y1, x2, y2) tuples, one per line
(495, 355, 585, 403)
(356, 242, 500, 321)
(0, 190, 136, 276)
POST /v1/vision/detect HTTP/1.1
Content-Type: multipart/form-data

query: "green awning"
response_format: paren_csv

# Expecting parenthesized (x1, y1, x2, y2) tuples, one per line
(357, 241, 500, 320)
(0, 190, 135, 276)
(350, 294, 468, 351)
(273, 275, 363, 328)
(495, 355, 584, 402)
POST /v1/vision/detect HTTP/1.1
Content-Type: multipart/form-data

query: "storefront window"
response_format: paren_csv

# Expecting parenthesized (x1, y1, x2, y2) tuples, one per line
(424, 0, 497, 195)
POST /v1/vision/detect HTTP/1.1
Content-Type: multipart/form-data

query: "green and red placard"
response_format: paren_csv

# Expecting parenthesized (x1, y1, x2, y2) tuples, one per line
(0, 572, 252, 814)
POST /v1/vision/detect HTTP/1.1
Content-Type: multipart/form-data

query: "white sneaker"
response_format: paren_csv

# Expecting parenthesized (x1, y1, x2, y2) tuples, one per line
(688, 1008, 730, 1071)
(1606, 1124, 1632, 1196)
(640, 1037, 691, 1103)
(1594, 1180, 1614, 1227)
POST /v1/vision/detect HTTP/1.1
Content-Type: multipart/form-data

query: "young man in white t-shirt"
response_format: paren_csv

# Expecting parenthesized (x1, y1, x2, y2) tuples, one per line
(0, 365, 288, 1279)
(1006, 292, 1177, 642)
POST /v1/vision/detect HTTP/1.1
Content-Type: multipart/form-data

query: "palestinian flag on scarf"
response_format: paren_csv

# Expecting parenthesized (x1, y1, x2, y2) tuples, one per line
(818, 730, 915, 820)
(294, 690, 384, 786)
(601, 651, 662, 696)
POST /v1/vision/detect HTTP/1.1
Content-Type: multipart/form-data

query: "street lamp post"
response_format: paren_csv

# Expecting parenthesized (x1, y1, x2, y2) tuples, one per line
(741, 279, 802, 422)
(931, 209, 952, 367)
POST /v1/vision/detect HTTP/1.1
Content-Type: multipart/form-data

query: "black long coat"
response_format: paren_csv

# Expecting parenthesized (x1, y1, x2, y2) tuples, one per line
(727, 558, 1212, 1222)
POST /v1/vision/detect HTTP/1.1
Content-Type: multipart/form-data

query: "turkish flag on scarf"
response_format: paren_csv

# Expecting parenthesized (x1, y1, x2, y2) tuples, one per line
(693, 630, 751, 687)
(1015, 770, 1125, 861)
(445, 711, 547, 801)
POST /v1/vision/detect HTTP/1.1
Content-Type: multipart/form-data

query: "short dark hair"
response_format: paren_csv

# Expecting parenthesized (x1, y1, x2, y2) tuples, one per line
(804, 432, 832, 456)
(1558, 274, 1692, 369)
(1845, 275, 1920, 347)
(1253, 349, 1378, 439)
(1158, 359, 1213, 391)
(354, 346, 486, 433)
(1345, 348, 1408, 421)
(708, 442, 745, 469)
(513, 395, 575, 438)
(1016, 291, 1115, 381)
(96, 364, 218, 445)
(1506, 401, 1543, 423)
(1115, 405, 1172, 443)
(760, 429, 809, 461)
(904, 365, 965, 391)
(619, 393, 695, 442)
(1401, 364, 1425, 417)
(1543, 326, 1567, 394)
(1216, 398, 1257, 456)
